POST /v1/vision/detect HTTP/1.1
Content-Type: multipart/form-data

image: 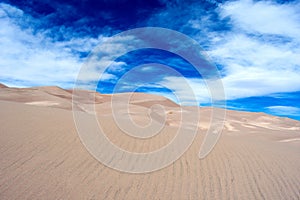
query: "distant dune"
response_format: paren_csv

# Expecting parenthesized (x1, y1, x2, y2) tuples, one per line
(0, 85, 299, 199)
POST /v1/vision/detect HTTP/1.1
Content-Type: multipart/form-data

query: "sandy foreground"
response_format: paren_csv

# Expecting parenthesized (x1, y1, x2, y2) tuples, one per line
(0, 84, 299, 199)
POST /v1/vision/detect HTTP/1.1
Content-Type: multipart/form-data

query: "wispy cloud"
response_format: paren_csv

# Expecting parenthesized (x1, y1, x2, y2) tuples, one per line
(267, 106, 300, 117)
(161, 0, 300, 100)
(207, 0, 300, 99)
(159, 76, 210, 105)
(0, 3, 100, 88)
(219, 0, 300, 39)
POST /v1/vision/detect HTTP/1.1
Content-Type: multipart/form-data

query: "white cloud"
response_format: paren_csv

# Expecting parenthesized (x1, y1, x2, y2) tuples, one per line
(267, 106, 300, 116)
(0, 3, 129, 88)
(219, 0, 300, 39)
(209, 34, 300, 70)
(222, 68, 300, 99)
(206, 34, 300, 98)
(159, 76, 211, 105)
(158, 66, 300, 105)
(75, 35, 141, 85)
(0, 3, 101, 88)
(200, 0, 300, 100)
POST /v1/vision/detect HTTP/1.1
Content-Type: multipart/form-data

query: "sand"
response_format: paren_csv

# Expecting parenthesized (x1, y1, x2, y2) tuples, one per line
(0, 85, 299, 199)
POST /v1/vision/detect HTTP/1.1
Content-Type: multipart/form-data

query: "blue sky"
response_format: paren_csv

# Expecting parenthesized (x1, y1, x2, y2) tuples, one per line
(0, 0, 300, 120)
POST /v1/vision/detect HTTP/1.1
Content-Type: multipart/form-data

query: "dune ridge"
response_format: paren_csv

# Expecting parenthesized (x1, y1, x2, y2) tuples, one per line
(0, 85, 299, 199)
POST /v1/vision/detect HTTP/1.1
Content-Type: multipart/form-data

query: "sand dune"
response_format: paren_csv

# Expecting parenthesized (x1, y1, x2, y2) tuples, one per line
(0, 83, 8, 88)
(0, 85, 299, 199)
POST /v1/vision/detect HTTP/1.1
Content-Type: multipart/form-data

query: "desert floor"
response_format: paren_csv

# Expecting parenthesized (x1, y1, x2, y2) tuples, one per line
(0, 85, 299, 199)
